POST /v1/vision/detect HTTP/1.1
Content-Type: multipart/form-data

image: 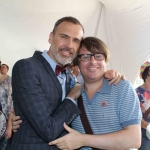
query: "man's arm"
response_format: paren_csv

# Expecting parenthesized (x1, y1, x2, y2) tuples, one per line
(12, 59, 81, 142)
(49, 123, 141, 150)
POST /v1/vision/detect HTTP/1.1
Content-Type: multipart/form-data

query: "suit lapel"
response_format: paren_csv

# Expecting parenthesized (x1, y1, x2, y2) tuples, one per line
(33, 51, 62, 101)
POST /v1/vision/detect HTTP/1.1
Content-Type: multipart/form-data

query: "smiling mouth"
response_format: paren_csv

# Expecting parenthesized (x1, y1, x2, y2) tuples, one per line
(59, 49, 73, 57)
(88, 67, 98, 71)
(60, 49, 72, 54)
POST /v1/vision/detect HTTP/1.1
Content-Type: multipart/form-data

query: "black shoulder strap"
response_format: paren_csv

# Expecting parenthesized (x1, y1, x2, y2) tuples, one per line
(77, 95, 102, 150)
(78, 95, 93, 134)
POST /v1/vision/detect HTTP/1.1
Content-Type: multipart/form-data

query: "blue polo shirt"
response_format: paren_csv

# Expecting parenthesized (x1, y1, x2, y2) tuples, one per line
(71, 78, 142, 146)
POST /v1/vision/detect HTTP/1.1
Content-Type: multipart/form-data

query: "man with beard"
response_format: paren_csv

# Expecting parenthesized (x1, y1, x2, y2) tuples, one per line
(11, 17, 123, 150)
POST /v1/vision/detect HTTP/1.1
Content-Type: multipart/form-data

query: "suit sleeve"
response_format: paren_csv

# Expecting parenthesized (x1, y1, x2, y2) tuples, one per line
(12, 59, 80, 142)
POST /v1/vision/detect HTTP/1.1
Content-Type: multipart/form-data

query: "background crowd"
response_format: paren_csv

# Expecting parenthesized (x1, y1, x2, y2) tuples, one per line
(0, 61, 13, 150)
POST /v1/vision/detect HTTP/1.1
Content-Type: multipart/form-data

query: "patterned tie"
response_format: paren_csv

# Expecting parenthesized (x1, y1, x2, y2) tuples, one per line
(55, 65, 67, 76)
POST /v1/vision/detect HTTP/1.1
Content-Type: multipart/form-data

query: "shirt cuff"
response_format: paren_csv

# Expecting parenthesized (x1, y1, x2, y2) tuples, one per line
(66, 97, 77, 105)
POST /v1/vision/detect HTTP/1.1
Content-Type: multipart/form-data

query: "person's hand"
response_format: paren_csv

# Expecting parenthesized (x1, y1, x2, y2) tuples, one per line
(67, 83, 82, 100)
(141, 118, 149, 129)
(72, 66, 80, 77)
(104, 70, 125, 85)
(49, 123, 83, 150)
(11, 109, 22, 132)
(6, 126, 12, 139)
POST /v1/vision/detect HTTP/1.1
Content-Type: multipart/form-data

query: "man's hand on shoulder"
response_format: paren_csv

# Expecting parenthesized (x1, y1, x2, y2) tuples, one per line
(105, 70, 125, 85)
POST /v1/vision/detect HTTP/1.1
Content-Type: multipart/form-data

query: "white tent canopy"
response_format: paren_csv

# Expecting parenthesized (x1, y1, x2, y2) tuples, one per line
(0, 0, 150, 82)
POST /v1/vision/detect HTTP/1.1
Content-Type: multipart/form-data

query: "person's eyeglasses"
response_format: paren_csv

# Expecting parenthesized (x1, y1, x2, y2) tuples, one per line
(78, 53, 105, 62)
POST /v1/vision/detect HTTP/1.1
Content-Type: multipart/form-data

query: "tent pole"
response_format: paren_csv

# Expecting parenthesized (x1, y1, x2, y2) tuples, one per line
(94, 2, 103, 37)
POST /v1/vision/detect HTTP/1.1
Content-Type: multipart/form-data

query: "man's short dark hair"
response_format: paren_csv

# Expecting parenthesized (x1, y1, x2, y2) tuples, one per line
(2, 64, 9, 70)
(52, 16, 84, 34)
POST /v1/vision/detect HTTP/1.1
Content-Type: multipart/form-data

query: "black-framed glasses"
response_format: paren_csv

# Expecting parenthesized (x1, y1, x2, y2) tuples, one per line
(78, 53, 105, 62)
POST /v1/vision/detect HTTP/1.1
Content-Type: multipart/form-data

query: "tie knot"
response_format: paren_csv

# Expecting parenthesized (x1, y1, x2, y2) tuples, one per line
(55, 65, 66, 76)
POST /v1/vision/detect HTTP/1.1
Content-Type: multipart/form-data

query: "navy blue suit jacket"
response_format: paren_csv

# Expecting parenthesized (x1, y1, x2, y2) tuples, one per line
(11, 51, 80, 150)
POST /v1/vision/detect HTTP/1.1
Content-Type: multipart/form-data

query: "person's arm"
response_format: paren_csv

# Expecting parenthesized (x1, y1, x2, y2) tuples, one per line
(11, 83, 82, 132)
(12, 59, 81, 142)
(6, 112, 13, 139)
(6, 77, 13, 139)
(104, 70, 125, 85)
(49, 123, 141, 150)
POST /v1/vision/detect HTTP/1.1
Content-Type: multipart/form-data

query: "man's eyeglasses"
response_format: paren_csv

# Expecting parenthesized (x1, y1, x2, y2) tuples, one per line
(78, 53, 105, 62)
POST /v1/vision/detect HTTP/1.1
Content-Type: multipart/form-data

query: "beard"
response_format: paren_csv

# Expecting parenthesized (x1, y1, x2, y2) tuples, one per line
(50, 44, 77, 66)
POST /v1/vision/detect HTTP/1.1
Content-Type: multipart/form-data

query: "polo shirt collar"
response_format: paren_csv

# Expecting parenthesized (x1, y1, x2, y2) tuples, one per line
(82, 78, 112, 94)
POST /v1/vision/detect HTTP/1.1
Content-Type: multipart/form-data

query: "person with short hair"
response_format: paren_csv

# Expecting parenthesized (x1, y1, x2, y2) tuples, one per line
(49, 37, 142, 150)
(0, 62, 13, 150)
(0, 64, 9, 76)
(136, 61, 150, 150)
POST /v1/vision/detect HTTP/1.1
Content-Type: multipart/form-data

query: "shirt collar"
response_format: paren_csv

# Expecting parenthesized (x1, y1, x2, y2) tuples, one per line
(81, 78, 112, 94)
(41, 50, 57, 72)
(98, 78, 112, 93)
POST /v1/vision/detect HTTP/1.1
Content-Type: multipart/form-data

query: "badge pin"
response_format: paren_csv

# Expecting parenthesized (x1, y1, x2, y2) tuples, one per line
(101, 101, 108, 107)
